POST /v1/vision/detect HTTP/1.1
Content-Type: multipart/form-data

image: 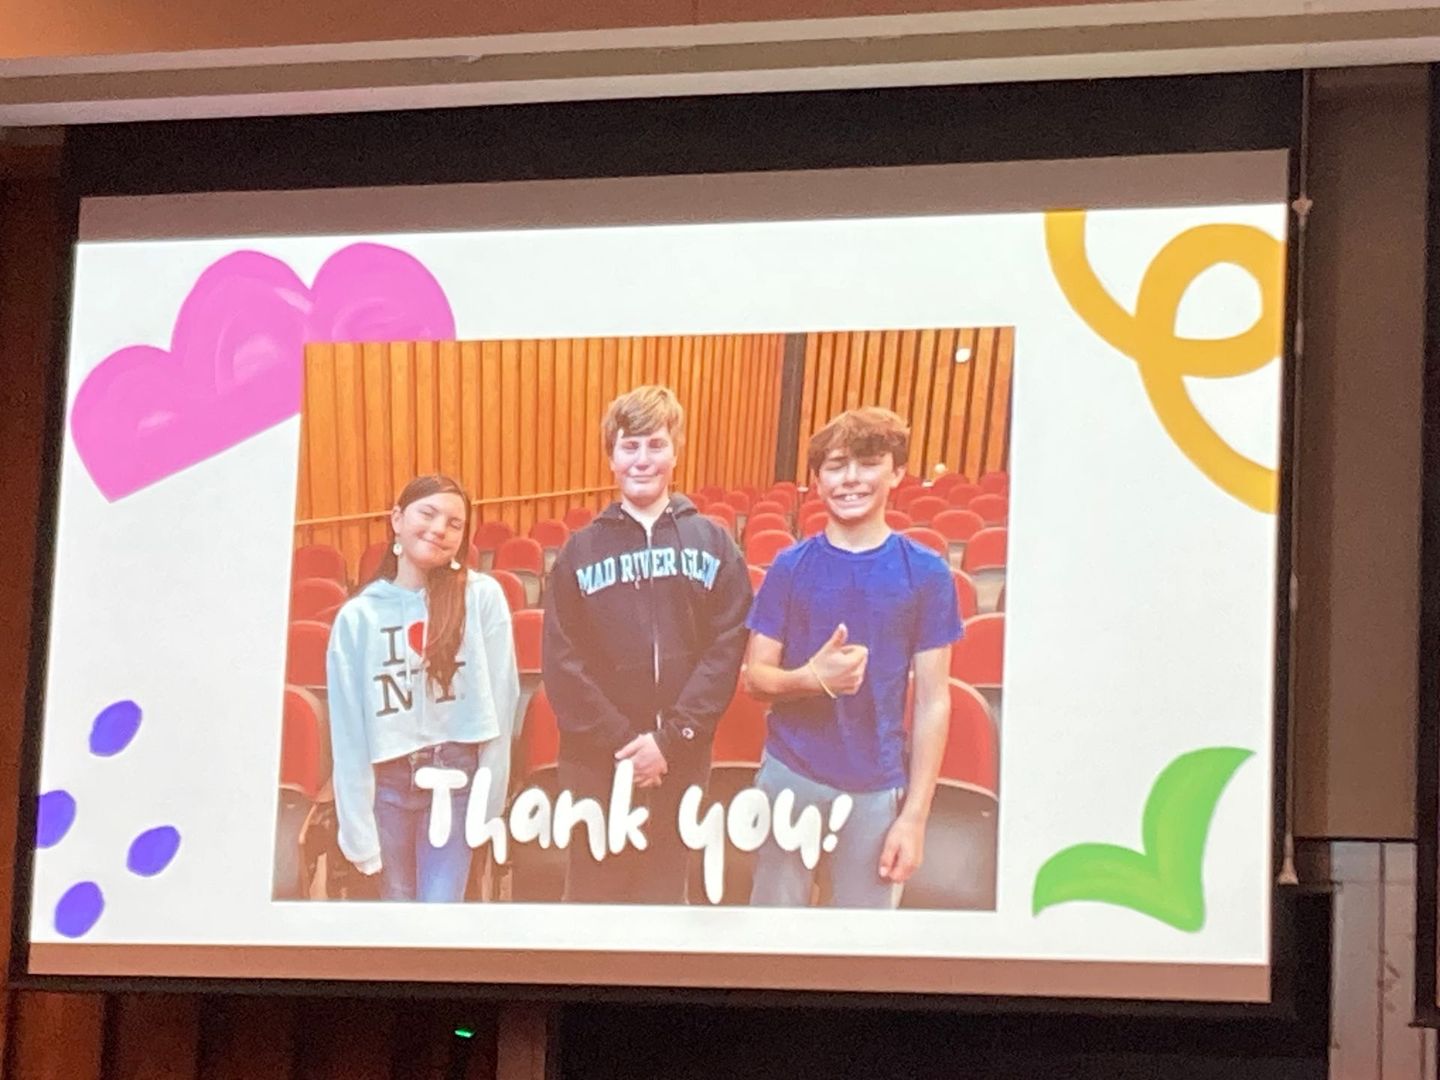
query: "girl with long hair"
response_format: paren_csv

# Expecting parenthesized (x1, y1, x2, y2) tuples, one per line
(326, 475, 519, 902)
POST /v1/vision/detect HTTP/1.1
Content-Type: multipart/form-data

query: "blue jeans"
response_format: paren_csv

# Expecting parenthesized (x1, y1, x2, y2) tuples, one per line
(749, 752, 904, 909)
(374, 741, 479, 902)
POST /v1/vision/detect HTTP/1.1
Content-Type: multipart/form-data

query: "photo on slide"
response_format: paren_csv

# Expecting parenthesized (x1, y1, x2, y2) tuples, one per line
(275, 328, 1012, 910)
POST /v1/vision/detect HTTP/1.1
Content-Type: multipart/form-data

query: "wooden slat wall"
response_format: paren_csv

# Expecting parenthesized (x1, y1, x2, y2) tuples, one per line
(296, 334, 786, 573)
(791, 327, 1014, 484)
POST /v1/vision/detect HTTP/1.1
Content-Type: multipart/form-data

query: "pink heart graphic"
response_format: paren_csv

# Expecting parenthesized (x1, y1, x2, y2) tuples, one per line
(407, 621, 426, 657)
(70, 243, 455, 501)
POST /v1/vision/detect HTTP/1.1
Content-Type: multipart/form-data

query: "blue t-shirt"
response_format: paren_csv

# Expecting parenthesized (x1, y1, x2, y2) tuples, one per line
(746, 532, 964, 792)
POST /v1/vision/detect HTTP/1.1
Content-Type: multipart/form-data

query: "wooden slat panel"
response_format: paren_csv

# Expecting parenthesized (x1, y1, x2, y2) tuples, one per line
(764, 334, 783, 488)
(480, 340, 503, 525)
(500, 340, 522, 533)
(295, 376, 313, 541)
(985, 327, 1015, 476)
(616, 334, 633, 392)
(860, 330, 884, 408)
(518, 338, 539, 535)
(388, 342, 416, 523)
(437, 340, 463, 485)
(909, 328, 940, 477)
(795, 332, 819, 484)
(923, 327, 958, 479)
(332, 342, 366, 563)
(944, 327, 978, 479)
(8, 993, 105, 1080)
(361, 342, 392, 552)
(893, 329, 919, 431)
(554, 338, 575, 520)
(677, 337, 699, 496)
(460, 341, 484, 504)
(844, 330, 867, 411)
(828, 331, 851, 423)
(877, 330, 900, 413)
(584, 338, 604, 498)
(743, 336, 761, 488)
(536, 339, 555, 524)
(721, 334, 740, 489)
(303, 347, 341, 550)
(963, 326, 999, 479)
(413, 341, 439, 478)
(106, 994, 200, 1080)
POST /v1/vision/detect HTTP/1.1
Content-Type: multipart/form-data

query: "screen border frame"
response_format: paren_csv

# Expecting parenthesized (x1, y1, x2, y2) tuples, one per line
(1412, 60, 1440, 1030)
(10, 69, 1303, 1015)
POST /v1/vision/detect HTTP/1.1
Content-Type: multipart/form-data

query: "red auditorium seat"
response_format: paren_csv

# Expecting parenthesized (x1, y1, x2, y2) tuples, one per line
(970, 493, 1008, 525)
(932, 509, 984, 568)
(951, 612, 1004, 721)
(280, 686, 332, 802)
(744, 512, 791, 541)
(750, 498, 789, 519)
(698, 485, 726, 502)
(563, 506, 594, 531)
(903, 527, 948, 559)
(286, 620, 332, 690)
(946, 482, 982, 508)
(529, 519, 571, 572)
(705, 509, 738, 535)
(747, 565, 766, 593)
(898, 677, 999, 911)
(746, 530, 795, 568)
(713, 683, 767, 765)
(892, 486, 923, 512)
(485, 569, 527, 613)
(292, 544, 347, 586)
(291, 577, 349, 622)
(952, 569, 979, 621)
(962, 526, 1007, 612)
(802, 511, 828, 537)
(495, 537, 545, 607)
(979, 471, 1009, 496)
(472, 521, 515, 570)
(930, 472, 965, 496)
(907, 495, 949, 526)
(725, 491, 752, 513)
(885, 510, 913, 531)
(511, 608, 546, 735)
(358, 541, 388, 585)
(520, 684, 561, 777)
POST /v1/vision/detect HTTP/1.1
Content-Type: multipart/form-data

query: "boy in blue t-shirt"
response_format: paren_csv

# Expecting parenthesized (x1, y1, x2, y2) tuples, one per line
(743, 407, 963, 908)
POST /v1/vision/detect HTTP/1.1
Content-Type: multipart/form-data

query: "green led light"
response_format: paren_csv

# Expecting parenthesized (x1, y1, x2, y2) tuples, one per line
(454, 1027, 475, 1039)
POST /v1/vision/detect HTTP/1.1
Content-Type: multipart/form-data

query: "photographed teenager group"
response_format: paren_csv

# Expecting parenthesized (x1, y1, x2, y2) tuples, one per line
(320, 384, 965, 906)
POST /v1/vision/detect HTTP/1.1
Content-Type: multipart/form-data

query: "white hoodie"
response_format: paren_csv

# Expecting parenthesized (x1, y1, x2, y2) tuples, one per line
(325, 571, 520, 874)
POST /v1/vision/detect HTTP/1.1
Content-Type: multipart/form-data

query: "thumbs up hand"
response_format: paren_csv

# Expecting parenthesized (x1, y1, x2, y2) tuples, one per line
(809, 623, 868, 697)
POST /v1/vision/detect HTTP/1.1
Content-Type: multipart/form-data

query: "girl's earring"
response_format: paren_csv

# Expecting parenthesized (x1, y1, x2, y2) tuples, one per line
(392, 539, 402, 556)
(450, 558, 462, 571)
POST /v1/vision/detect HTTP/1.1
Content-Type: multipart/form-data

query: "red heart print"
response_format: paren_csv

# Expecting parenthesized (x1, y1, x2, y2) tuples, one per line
(407, 621, 426, 656)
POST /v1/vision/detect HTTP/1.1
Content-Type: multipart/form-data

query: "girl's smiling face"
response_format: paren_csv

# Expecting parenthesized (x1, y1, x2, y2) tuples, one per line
(390, 492, 468, 572)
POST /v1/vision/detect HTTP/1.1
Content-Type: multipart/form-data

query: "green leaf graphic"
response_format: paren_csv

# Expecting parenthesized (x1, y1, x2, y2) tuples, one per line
(1032, 746, 1253, 931)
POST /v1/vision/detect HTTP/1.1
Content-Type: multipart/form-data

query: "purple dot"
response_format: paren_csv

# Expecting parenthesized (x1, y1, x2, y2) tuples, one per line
(35, 790, 76, 849)
(126, 826, 180, 877)
(54, 882, 103, 939)
(89, 700, 142, 757)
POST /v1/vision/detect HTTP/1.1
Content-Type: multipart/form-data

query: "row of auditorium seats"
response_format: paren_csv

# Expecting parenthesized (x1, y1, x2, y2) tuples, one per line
(292, 470, 1009, 592)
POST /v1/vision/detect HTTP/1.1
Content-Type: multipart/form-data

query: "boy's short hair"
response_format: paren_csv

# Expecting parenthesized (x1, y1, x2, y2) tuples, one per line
(806, 407, 910, 477)
(602, 385, 686, 456)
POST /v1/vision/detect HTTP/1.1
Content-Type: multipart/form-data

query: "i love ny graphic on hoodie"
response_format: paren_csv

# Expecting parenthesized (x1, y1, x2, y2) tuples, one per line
(325, 571, 520, 874)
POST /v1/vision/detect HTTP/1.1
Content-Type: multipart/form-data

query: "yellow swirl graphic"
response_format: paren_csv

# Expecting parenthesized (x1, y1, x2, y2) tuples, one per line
(1044, 211, 1285, 513)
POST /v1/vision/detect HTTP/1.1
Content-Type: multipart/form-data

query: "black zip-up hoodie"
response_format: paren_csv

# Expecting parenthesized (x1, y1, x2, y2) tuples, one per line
(542, 494, 753, 769)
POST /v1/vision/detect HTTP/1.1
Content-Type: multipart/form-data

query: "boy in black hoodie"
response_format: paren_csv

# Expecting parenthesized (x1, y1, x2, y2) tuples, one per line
(543, 385, 753, 903)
